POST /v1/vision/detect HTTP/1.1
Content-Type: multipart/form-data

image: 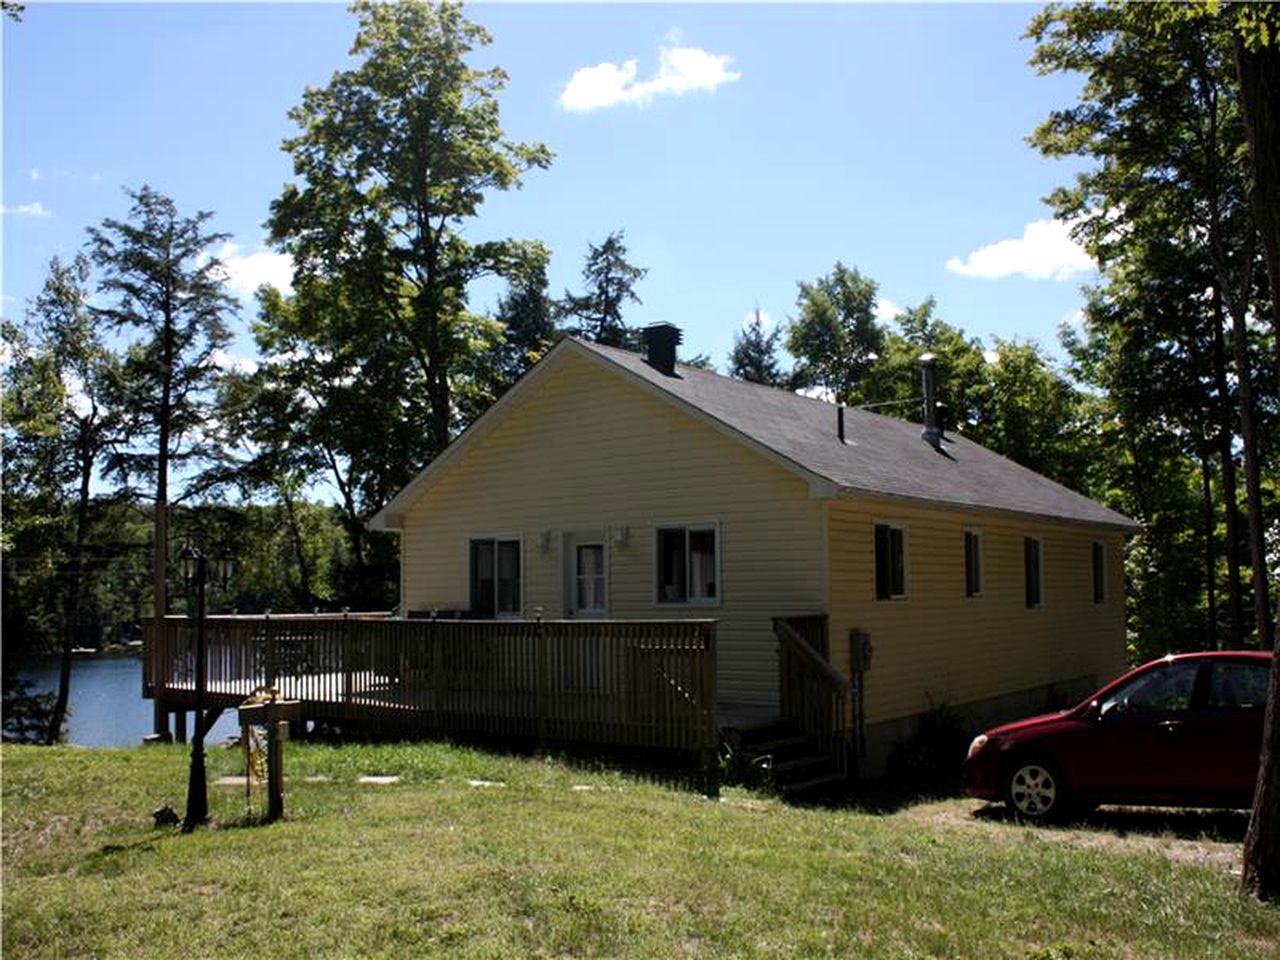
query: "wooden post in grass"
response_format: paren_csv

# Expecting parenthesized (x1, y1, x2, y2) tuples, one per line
(535, 612, 548, 752)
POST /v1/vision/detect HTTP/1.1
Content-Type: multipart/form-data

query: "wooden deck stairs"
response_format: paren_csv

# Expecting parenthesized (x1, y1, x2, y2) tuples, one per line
(727, 716, 851, 801)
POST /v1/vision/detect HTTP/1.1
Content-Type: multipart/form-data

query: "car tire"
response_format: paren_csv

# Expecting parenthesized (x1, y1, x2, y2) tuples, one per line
(1004, 758, 1069, 821)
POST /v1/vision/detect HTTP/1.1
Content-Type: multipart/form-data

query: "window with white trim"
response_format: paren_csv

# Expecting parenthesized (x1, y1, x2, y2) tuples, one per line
(470, 537, 521, 617)
(575, 543, 607, 615)
(964, 530, 983, 598)
(874, 523, 908, 600)
(656, 525, 718, 603)
(1024, 536, 1043, 609)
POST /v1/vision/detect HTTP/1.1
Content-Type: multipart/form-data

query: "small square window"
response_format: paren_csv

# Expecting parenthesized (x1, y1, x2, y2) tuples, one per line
(875, 523, 907, 600)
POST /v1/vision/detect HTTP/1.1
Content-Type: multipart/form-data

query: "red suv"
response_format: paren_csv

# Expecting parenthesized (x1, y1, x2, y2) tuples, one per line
(963, 652, 1272, 820)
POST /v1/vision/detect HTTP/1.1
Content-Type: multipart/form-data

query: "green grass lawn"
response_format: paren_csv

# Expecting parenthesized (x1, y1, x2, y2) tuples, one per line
(4, 741, 1277, 959)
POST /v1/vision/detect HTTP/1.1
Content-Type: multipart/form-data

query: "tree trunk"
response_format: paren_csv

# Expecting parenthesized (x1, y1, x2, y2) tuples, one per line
(1233, 32, 1280, 373)
(1233, 20, 1280, 905)
(1199, 452, 1219, 649)
(1211, 295, 1245, 646)
(280, 486, 316, 609)
(47, 439, 95, 744)
(47, 562, 75, 745)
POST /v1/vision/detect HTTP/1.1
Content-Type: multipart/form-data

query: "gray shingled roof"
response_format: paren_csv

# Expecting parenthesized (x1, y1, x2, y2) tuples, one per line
(580, 339, 1138, 532)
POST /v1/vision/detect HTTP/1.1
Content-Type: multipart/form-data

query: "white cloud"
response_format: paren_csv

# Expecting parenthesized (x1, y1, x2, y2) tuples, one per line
(796, 384, 836, 404)
(211, 241, 294, 298)
(210, 349, 259, 376)
(945, 218, 1094, 281)
(2, 201, 52, 218)
(874, 297, 901, 323)
(559, 43, 741, 112)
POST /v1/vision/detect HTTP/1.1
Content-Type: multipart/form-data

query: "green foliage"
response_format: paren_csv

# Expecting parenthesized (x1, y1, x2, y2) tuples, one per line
(884, 701, 974, 794)
(268, 0, 551, 460)
(785, 261, 884, 403)
(1, 679, 55, 744)
(558, 230, 648, 348)
(487, 252, 556, 389)
(1028, 1, 1276, 653)
(728, 309, 785, 386)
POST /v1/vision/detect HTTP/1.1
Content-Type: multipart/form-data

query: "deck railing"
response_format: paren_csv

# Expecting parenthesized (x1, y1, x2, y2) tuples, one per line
(144, 615, 718, 767)
(773, 615, 854, 780)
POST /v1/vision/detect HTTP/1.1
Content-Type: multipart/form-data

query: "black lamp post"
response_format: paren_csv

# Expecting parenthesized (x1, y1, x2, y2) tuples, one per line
(180, 546, 232, 833)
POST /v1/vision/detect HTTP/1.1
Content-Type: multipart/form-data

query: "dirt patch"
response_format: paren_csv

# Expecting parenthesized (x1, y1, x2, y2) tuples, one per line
(898, 799, 1246, 874)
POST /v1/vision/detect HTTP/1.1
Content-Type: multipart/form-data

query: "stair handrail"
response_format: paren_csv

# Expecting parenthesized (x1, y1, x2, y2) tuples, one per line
(773, 616, 854, 780)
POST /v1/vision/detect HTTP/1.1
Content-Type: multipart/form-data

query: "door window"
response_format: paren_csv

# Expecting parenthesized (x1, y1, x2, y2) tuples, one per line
(575, 544, 606, 615)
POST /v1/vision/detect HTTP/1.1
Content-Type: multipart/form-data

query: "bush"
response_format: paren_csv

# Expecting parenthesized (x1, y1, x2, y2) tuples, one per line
(884, 700, 973, 794)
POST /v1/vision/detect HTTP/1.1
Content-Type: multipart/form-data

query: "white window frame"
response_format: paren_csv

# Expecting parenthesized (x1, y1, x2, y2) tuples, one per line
(1091, 540, 1107, 605)
(467, 532, 524, 619)
(964, 528, 984, 599)
(573, 541, 609, 617)
(654, 520, 722, 607)
(1024, 534, 1045, 610)
(873, 520, 910, 601)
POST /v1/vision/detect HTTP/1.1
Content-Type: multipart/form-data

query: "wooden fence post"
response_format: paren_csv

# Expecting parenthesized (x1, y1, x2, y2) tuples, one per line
(535, 613, 548, 752)
(342, 607, 353, 707)
(264, 610, 276, 691)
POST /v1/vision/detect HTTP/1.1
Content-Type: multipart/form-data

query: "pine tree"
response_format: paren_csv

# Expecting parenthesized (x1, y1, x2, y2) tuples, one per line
(729, 308, 785, 386)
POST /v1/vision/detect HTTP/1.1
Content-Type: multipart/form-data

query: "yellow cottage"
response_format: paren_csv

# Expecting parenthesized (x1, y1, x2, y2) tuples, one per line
(370, 324, 1137, 777)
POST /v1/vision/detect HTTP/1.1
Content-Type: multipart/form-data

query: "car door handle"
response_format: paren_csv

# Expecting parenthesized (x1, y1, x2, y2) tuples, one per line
(1158, 720, 1183, 733)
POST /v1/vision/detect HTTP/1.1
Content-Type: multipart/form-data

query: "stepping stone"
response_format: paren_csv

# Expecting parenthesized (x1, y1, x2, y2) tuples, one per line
(213, 776, 250, 788)
(467, 779, 505, 788)
(358, 775, 401, 785)
(303, 775, 332, 783)
(571, 784, 595, 792)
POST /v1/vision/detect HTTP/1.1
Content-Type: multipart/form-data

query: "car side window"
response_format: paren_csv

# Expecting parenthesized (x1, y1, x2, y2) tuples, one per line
(1205, 661, 1270, 710)
(1100, 661, 1199, 717)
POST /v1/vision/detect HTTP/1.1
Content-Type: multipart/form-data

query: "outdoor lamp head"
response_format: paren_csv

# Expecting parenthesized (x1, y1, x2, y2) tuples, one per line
(180, 545, 201, 586)
(214, 553, 235, 590)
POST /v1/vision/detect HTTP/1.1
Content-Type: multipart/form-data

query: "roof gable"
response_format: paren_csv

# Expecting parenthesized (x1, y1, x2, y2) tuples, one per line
(371, 336, 1138, 533)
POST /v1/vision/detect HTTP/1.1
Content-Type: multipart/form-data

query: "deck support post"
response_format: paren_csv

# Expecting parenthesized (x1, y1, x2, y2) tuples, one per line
(699, 623, 720, 799)
(174, 709, 187, 744)
(153, 700, 168, 738)
(342, 608, 353, 708)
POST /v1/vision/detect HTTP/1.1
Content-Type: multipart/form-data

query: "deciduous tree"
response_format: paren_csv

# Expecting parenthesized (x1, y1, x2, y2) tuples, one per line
(268, 0, 552, 463)
(785, 262, 885, 403)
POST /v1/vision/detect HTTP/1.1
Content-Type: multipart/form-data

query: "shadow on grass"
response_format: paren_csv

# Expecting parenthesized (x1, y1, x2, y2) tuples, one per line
(971, 801, 1250, 843)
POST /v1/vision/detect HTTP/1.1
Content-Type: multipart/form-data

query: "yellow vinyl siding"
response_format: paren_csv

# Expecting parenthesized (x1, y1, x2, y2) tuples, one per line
(400, 352, 826, 704)
(828, 499, 1126, 725)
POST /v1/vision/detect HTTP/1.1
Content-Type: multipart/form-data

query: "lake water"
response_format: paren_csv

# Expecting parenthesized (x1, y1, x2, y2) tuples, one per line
(20, 654, 241, 747)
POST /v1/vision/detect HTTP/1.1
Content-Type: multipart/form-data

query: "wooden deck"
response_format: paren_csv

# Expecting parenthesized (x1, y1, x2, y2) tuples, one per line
(144, 615, 719, 772)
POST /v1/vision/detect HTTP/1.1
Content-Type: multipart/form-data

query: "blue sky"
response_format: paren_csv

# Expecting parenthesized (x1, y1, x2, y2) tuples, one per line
(3, 2, 1096, 372)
